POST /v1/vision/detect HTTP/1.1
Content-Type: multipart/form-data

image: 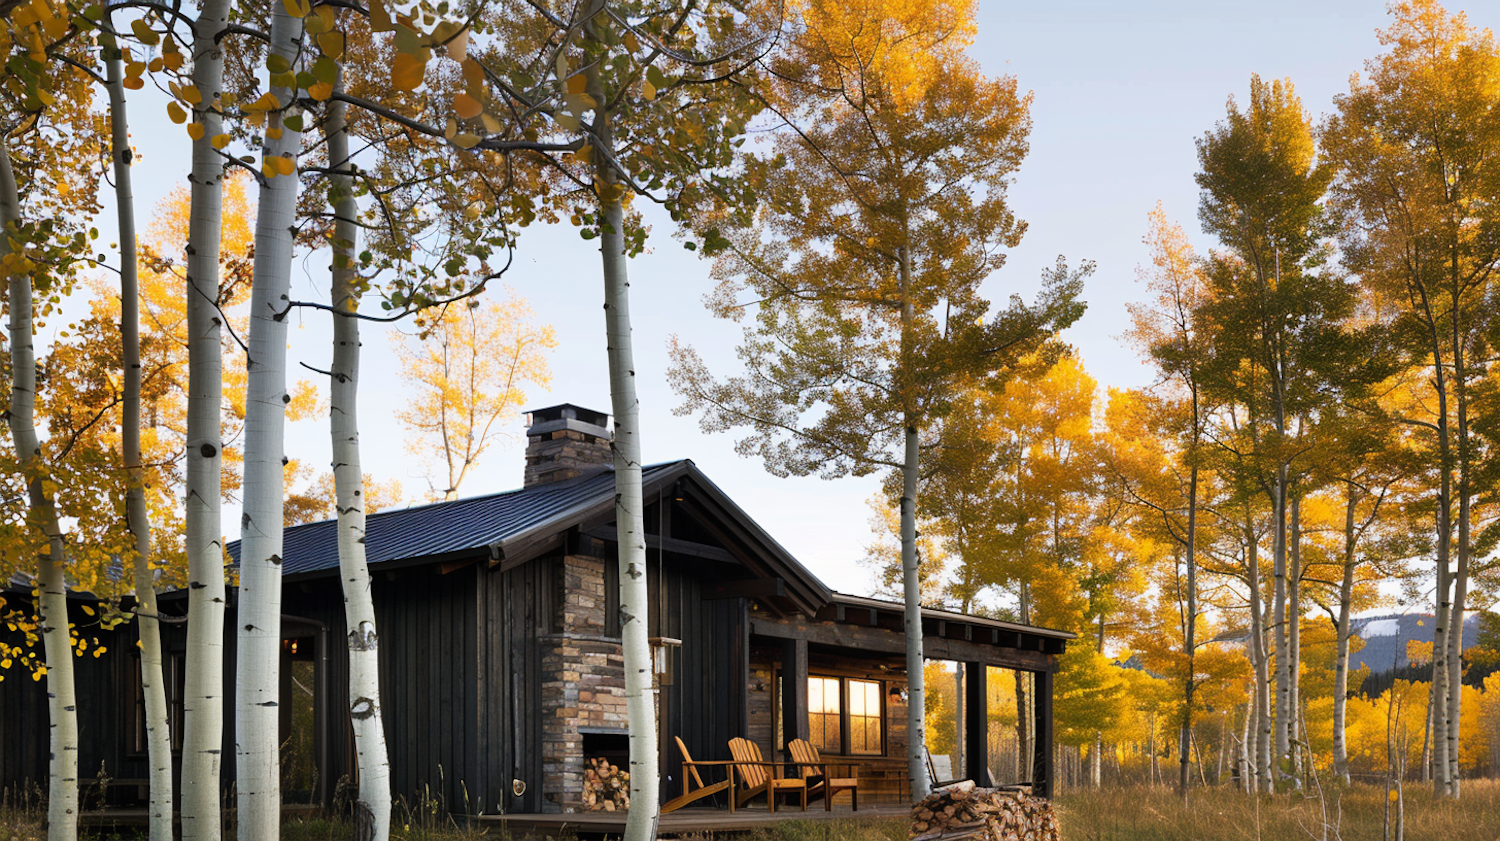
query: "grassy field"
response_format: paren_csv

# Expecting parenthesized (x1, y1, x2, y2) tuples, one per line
(7, 782, 1500, 840)
(1054, 781, 1500, 841)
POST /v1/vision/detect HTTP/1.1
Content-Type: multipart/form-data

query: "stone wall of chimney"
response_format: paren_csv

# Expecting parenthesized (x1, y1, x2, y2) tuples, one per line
(538, 551, 626, 812)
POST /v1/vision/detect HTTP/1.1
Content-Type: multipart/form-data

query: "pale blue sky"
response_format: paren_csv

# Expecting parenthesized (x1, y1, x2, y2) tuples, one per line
(80, 1, 1452, 597)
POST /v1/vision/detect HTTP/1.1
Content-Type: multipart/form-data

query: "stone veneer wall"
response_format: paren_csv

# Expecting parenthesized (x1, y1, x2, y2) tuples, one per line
(539, 553, 626, 812)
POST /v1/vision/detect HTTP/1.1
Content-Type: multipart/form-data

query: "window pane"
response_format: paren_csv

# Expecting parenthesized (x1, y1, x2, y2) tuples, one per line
(848, 679, 882, 755)
(809, 677, 842, 753)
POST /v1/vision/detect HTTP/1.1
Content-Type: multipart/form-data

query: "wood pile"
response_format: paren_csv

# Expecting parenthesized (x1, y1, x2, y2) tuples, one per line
(909, 781, 1060, 841)
(582, 756, 631, 812)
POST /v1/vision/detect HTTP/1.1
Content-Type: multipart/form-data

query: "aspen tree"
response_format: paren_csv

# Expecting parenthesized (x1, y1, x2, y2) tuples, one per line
(1324, 0, 1500, 797)
(325, 72, 392, 841)
(0, 12, 104, 837)
(180, 2, 236, 837)
(236, 2, 307, 836)
(102, 12, 172, 836)
(671, 0, 1083, 799)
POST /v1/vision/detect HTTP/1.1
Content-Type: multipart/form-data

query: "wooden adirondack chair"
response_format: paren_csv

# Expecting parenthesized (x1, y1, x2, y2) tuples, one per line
(728, 737, 807, 812)
(662, 736, 735, 813)
(787, 738, 859, 811)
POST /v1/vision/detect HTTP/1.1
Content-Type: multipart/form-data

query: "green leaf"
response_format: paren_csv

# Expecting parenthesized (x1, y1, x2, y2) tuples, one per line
(266, 53, 291, 74)
(313, 56, 340, 85)
(283, 114, 304, 133)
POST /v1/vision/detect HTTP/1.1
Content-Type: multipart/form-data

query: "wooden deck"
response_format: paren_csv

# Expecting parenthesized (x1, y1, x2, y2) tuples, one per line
(477, 802, 909, 838)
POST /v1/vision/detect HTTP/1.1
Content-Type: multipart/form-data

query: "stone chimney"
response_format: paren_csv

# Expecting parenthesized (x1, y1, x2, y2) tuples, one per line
(523, 404, 613, 488)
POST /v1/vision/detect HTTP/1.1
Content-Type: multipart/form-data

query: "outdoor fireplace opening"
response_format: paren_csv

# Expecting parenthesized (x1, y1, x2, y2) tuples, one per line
(582, 729, 630, 769)
(581, 730, 632, 811)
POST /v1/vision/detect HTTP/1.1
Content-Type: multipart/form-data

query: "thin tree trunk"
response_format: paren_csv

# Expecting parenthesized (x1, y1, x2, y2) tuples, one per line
(955, 665, 965, 778)
(1179, 463, 1198, 801)
(1246, 524, 1272, 793)
(1289, 494, 1302, 780)
(1272, 468, 1290, 785)
(1449, 333, 1470, 798)
(327, 77, 391, 841)
(1332, 483, 1358, 785)
(0, 140, 79, 841)
(104, 29, 172, 840)
(236, 6, 305, 839)
(898, 242, 929, 802)
(588, 57, 659, 840)
(180, 2, 235, 837)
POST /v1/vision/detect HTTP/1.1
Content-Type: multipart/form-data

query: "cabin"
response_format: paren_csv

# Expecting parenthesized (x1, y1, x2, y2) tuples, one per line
(0, 404, 1071, 820)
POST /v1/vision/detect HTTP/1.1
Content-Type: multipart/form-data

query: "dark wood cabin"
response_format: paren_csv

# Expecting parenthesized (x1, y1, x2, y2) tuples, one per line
(0, 404, 1072, 816)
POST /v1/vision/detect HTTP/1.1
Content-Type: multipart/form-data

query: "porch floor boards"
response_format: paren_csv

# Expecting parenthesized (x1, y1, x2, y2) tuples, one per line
(478, 802, 910, 837)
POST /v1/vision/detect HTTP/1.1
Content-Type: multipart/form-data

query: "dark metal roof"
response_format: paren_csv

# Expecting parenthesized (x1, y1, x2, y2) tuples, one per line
(228, 462, 687, 577)
(225, 461, 835, 617)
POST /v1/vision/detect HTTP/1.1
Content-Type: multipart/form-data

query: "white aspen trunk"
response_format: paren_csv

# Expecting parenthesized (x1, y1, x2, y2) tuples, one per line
(1246, 529, 1272, 793)
(901, 421, 928, 800)
(180, 2, 234, 836)
(1449, 363, 1470, 798)
(1240, 696, 1253, 791)
(897, 242, 928, 802)
(0, 142, 80, 841)
(236, 6, 305, 838)
(954, 666, 965, 778)
(1332, 485, 1357, 786)
(1432, 550, 1451, 795)
(1180, 462, 1198, 800)
(591, 81, 659, 833)
(327, 82, 391, 841)
(1271, 471, 1290, 784)
(104, 31, 172, 839)
(1288, 495, 1302, 781)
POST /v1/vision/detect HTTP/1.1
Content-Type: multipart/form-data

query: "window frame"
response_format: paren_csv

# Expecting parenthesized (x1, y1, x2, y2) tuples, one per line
(776, 671, 888, 757)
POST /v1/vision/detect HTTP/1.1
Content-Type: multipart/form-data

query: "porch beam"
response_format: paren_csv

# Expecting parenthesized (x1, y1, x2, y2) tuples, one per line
(749, 618, 1054, 673)
(964, 662, 988, 786)
(1033, 668, 1054, 799)
(780, 637, 809, 754)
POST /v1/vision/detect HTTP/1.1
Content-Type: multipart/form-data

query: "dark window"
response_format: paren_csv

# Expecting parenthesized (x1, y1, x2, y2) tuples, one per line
(129, 650, 185, 754)
(604, 556, 621, 637)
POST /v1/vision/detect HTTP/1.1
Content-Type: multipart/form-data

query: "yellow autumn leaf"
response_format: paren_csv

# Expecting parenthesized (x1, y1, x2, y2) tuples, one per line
(317, 31, 344, 59)
(186, 123, 205, 141)
(451, 132, 480, 150)
(643, 80, 656, 101)
(267, 127, 283, 141)
(391, 53, 423, 92)
(211, 134, 231, 150)
(164, 51, 185, 71)
(566, 74, 587, 95)
(81, 604, 94, 616)
(130, 18, 159, 45)
(309, 81, 333, 101)
(282, 0, 311, 18)
(245, 92, 281, 111)
(180, 85, 203, 105)
(453, 92, 483, 120)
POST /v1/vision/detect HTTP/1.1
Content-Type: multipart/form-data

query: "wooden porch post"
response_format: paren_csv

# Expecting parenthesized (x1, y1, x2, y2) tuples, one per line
(781, 638, 809, 754)
(1033, 668, 1054, 798)
(736, 598, 751, 737)
(964, 662, 988, 785)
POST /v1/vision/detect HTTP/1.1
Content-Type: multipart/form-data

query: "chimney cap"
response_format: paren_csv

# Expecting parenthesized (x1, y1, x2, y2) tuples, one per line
(525, 403, 610, 438)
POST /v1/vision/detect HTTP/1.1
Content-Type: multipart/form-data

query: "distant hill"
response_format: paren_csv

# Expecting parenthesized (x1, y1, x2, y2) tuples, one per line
(1349, 613, 1479, 673)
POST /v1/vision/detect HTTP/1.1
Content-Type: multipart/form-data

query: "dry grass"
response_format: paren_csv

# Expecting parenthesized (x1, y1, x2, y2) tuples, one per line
(1054, 780, 1500, 841)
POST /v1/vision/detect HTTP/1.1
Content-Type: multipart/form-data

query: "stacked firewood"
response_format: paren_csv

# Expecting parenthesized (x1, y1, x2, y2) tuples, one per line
(909, 781, 1060, 841)
(581, 756, 631, 812)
